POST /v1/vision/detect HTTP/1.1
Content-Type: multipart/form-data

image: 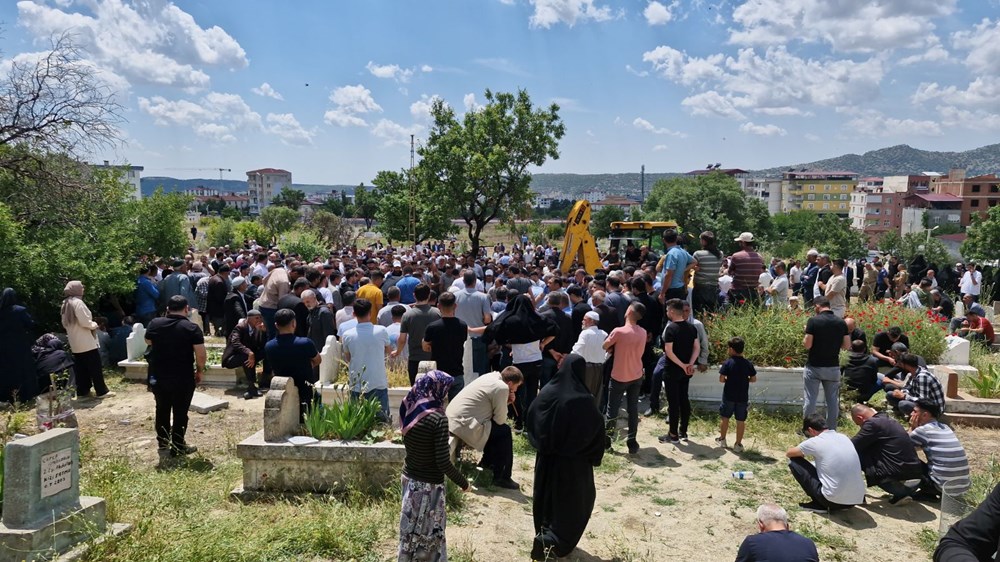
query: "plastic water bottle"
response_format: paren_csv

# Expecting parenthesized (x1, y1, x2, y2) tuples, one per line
(732, 471, 754, 480)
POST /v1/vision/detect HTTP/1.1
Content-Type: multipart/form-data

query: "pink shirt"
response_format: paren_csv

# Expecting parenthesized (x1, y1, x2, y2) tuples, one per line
(606, 323, 647, 383)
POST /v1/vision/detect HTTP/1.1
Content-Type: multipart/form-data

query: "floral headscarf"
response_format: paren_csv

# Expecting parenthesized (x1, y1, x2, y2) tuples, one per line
(399, 370, 453, 436)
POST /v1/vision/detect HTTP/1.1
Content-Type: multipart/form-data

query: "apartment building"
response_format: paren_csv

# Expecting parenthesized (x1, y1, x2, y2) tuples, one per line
(780, 170, 859, 217)
(246, 168, 292, 214)
(931, 168, 1000, 225)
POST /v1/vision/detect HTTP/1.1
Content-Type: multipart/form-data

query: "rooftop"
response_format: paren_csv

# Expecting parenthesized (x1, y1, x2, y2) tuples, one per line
(904, 193, 964, 203)
(686, 168, 747, 176)
(246, 168, 291, 175)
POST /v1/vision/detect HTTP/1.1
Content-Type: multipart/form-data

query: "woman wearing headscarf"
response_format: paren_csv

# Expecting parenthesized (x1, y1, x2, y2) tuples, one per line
(32, 334, 76, 393)
(526, 354, 606, 561)
(61, 281, 112, 399)
(691, 231, 724, 315)
(398, 370, 469, 562)
(483, 293, 557, 429)
(0, 288, 39, 403)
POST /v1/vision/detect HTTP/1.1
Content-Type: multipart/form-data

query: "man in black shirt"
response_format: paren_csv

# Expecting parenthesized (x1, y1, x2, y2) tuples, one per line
(849, 404, 924, 503)
(631, 276, 662, 399)
(145, 296, 206, 457)
(278, 278, 311, 338)
(803, 296, 850, 430)
(567, 285, 591, 344)
(423, 291, 469, 400)
(871, 326, 909, 369)
(540, 293, 573, 387)
(935, 482, 1000, 561)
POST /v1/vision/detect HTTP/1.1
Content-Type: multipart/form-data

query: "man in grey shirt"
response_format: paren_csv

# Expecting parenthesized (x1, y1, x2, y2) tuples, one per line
(505, 265, 532, 296)
(393, 283, 440, 385)
(455, 271, 492, 376)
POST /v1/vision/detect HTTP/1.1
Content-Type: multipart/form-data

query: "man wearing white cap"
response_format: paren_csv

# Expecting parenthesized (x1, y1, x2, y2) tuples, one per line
(571, 311, 609, 405)
(730, 232, 765, 306)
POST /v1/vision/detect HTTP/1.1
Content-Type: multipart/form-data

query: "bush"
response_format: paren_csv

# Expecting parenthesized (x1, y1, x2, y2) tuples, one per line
(204, 217, 238, 247)
(281, 230, 327, 261)
(702, 302, 948, 367)
(234, 220, 269, 246)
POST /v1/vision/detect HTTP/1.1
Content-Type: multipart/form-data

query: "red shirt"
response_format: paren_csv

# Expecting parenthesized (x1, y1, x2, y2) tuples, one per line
(605, 323, 647, 383)
(970, 316, 995, 343)
(730, 250, 764, 291)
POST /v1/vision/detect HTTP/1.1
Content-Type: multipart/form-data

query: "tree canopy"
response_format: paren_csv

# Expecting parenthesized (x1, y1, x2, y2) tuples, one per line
(961, 206, 1000, 262)
(591, 205, 625, 239)
(353, 183, 377, 231)
(258, 205, 299, 241)
(417, 89, 564, 256)
(642, 172, 770, 253)
(769, 211, 868, 260)
(878, 230, 952, 269)
(270, 186, 306, 211)
(371, 169, 455, 244)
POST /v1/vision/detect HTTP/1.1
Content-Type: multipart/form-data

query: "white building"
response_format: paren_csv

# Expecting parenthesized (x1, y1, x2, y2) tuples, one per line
(746, 177, 782, 215)
(246, 168, 292, 214)
(93, 160, 143, 199)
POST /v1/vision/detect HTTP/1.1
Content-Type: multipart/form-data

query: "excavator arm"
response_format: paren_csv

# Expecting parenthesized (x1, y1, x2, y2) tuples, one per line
(557, 200, 603, 274)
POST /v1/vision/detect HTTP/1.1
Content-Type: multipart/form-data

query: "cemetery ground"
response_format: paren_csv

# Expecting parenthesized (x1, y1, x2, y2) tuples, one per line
(47, 371, 999, 562)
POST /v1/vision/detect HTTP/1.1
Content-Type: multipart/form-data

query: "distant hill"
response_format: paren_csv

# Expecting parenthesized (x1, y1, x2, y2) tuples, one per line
(753, 143, 1000, 178)
(140, 177, 356, 198)
(529, 172, 682, 199)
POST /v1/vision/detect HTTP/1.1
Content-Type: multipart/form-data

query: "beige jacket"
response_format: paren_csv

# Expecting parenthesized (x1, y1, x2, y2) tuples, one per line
(258, 267, 290, 309)
(62, 298, 99, 353)
(445, 372, 509, 451)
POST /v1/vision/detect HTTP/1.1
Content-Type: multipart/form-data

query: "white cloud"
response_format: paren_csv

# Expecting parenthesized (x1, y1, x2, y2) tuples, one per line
(952, 18, 1000, 75)
(912, 78, 1000, 111)
(625, 64, 649, 78)
(421, 64, 434, 73)
(463, 93, 482, 112)
(366, 61, 415, 83)
(680, 91, 746, 119)
(804, 133, 821, 142)
(739, 121, 787, 136)
(753, 107, 812, 116)
(266, 113, 314, 146)
(528, 0, 614, 29)
(643, 1, 675, 25)
(652, 144, 669, 151)
(938, 106, 1000, 131)
(646, 46, 883, 118)
(844, 110, 942, 137)
(324, 84, 382, 127)
(898, 38, 950, 65)
(370, 119, 423, 146)
(632, 117, 685, 137)
(138, 91, 261, 143)
(410, 95, 443, 121)
(251, 82, 284, 100)
(17, 0, 247, 90)
(473, 57, 529, 77)
(728, 0, 958, 53)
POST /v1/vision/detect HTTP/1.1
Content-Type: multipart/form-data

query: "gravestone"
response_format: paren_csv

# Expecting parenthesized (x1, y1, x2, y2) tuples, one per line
(0, 428, 107, 560)
(125, 322, 147, 361)
(189, 391, 230, 414)
(940, 335, 971, 366)
(263, 377, 300, 443)
(318, 336, 342, 386)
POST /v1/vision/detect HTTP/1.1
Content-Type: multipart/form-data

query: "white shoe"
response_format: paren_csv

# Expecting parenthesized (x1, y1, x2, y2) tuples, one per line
(714, 437, 727, 448)
(733, 443, 745, 453)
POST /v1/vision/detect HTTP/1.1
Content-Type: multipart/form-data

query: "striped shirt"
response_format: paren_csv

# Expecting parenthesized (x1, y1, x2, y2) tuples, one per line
(692, 250, 723, 287)
(729, 250, 764, 291)
(910, 421, 970, 493)
(402, 412, 469, 488)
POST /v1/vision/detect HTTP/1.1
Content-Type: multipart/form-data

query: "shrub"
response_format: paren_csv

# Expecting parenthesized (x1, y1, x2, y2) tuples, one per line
(281, 230, 327, 261)
(234, 219, 269, 246)
(969, 364, 1000, 399)
(702, 302, 948, 367)
(204, 217, 238, 247)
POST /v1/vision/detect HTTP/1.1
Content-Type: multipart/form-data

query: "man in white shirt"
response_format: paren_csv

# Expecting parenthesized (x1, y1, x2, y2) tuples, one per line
(766, 261, 790, 309)
(571, 311, 608, 403)
(787, 414, 866, 513)
(341, 298, 391, 421)
(959, 262, 982, 300)
(825, 259, 848, 318)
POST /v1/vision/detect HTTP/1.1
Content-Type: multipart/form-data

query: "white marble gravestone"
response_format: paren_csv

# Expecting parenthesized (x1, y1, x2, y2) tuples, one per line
(125, 323, 147, 361)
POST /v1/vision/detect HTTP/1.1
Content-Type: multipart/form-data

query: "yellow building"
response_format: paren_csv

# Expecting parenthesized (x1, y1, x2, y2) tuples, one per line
(780, 170, 859, 217)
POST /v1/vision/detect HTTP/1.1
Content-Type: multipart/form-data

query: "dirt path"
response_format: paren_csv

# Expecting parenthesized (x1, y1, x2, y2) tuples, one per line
(75, 378, 997, 562)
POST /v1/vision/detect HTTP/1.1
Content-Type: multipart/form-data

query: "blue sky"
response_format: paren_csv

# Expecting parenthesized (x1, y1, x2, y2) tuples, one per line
(4, 0, 1000, 184)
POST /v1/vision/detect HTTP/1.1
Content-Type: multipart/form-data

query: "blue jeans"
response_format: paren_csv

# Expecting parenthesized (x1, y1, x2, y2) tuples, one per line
(540, 356, 558, 388)
(351, 388, 390, 423)
(448, 375, 465, 402)
(803, 364, 841, 430)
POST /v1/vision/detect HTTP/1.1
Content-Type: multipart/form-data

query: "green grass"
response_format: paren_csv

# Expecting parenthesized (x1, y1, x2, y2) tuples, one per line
(916, 527, 939, 558)
(795, 519, 857, 562)
(651, 496, 677, 507)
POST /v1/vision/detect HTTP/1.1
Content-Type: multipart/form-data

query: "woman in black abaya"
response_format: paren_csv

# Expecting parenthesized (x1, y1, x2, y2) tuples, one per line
(0, 288, 38, 403)
(526, 353, 606, 561)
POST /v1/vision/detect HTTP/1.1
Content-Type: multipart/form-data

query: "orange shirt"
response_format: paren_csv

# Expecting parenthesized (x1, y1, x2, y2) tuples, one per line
(356, 284, 384, 312)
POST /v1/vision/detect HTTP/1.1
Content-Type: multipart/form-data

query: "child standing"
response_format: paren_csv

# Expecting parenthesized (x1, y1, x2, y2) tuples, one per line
(715, 337, 756, 453)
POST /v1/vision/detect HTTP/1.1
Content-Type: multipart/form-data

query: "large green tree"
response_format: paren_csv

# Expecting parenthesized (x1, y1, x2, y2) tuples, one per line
(642, 172, 771, 253)
(768, 211, 867, 260)
(125, 188, 191, 258)
(962, 205, 1000, 262)
(591, 205, 625, 239)
(418, 89, 564, 256)
(371, 169, 455, 244)
(353, 183, 377, 231)
(270, 186, 306, 211)
(258, 205, 299, 241)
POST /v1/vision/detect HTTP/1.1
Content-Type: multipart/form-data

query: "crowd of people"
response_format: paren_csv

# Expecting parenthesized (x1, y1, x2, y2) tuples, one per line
(1, 227, 997, 561)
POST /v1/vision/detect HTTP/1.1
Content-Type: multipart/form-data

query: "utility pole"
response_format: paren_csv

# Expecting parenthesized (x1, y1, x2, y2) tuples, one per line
(409, 134, 416, 249)
(640, 164, 645, 204)
(218, 168, 231, 193)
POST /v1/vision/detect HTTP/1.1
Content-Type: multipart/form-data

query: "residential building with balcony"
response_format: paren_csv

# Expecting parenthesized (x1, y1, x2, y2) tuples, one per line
(780, 170, 858, 217)
(849, 175, 933, 247)
(900, 193, 963, 236)
(931, 168, 1000, 226)
(246, 168, 292, 214)
(93, 160, 143, 199)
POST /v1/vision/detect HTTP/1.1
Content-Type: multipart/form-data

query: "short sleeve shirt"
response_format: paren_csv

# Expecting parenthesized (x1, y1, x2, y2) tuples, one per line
(145, 316, 204, 381)
(606, 323, 647, 383)
(662, 320, 697, 375)
(341, 323, 390, 392)
(805, 311, 848, 367)
(720, 356, 756, 403)
(265, 334, 317, 389)
(663, 246, 693, 289)
(423, 317, 468, 378)
(797, 430, 866, 506)
(400, 304, 441, 361)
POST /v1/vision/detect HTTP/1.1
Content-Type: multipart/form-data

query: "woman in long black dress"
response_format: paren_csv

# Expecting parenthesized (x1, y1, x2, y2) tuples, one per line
(526, 353, 606, 561)
(0, 288, 38, 403)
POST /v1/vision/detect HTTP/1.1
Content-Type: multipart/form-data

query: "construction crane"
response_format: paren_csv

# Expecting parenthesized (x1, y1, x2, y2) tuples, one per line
(161, 167, 233, 192)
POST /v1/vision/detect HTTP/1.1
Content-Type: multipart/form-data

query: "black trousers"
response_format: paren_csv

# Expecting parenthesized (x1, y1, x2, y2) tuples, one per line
(73, 349, 109, 396)
(407, 359, 421, 385)
(153, 382, 195, 449)
(788, 457, 854, 509)
(514, 360, 542, 428)
(481, 422, 513, 481)
(665, 372, 691, 437)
